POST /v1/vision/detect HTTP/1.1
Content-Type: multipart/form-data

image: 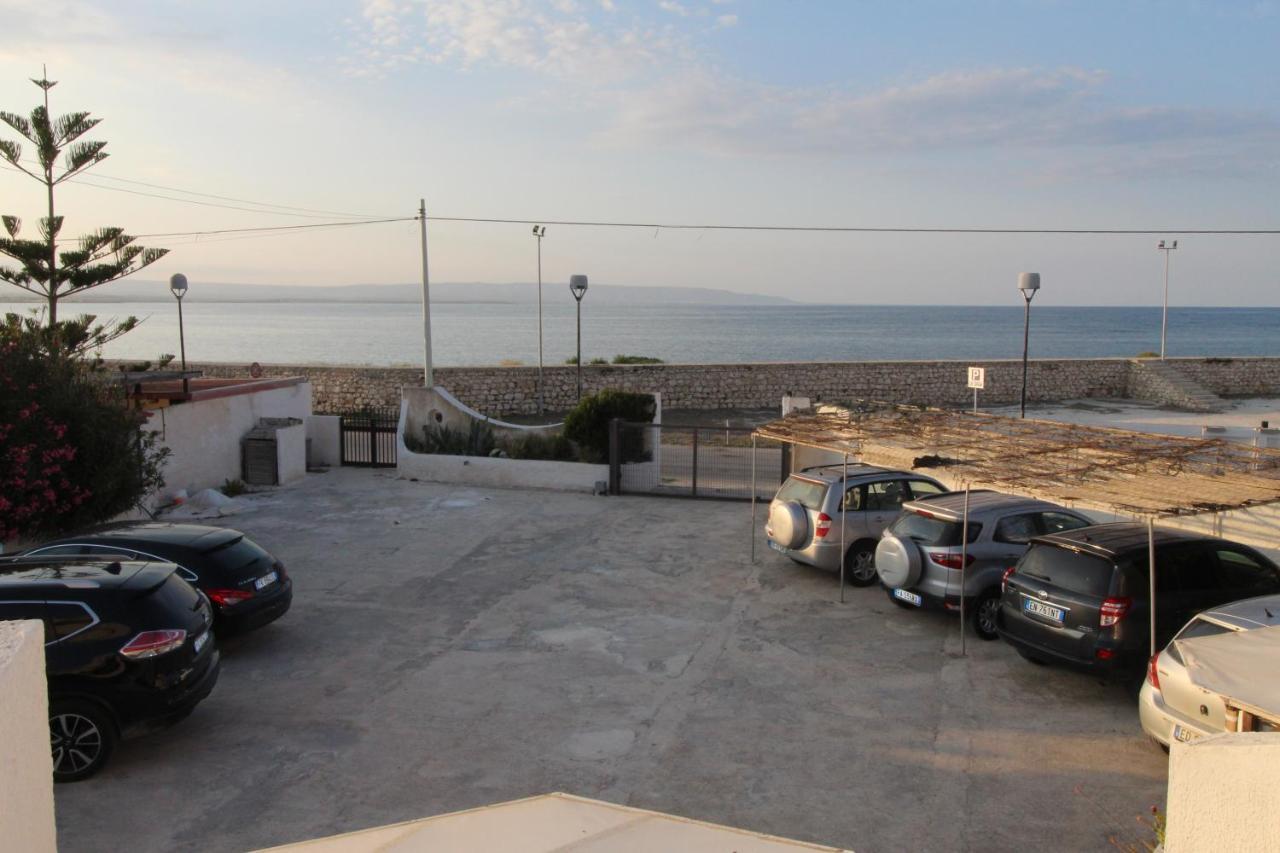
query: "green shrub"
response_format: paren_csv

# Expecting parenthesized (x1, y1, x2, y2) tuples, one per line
(562, 390, 656, 463)
(408, 421, 496, 457)
(221, 478, 247, 497)
(611, 354, 664, 364)
(503, 431, 576, 461)
(1136, 351, 1160, 359)
(589, 357, 608, 365)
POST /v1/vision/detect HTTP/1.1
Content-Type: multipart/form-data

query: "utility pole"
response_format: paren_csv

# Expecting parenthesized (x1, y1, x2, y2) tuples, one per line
(1158, 240, 1178, 360)
(419, 199, 433, 387)
(533, 225, 547, 414)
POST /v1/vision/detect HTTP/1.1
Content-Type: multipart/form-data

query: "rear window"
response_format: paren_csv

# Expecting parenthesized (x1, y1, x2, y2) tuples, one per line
(204, 537, 274, 574)
(889, 512, 981, 546)
(775, 478, 828, 510)
(1168, 617, 1234, 664)
(143, 573, 201, 618)
(1017, 544, 1114, 597)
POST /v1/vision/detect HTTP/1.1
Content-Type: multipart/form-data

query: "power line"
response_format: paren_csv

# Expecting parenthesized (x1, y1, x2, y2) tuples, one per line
(135, 217, 415, 239)
(79, 172, 386, 219)
(423, 215, 1280, 235)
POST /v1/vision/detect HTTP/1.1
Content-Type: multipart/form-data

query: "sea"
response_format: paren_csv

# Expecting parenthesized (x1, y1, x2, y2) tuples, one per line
(3, 301, 1278, 366)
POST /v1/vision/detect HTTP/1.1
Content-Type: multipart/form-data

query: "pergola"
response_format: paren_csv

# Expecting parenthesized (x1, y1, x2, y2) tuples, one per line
(750, 403, 1280, 655)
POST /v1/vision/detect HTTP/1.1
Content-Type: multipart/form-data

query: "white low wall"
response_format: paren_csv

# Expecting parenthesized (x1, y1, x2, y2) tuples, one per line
(1165, 733, 1280, 852)
(0, 621, 56, 853)
(307, 415, 341, 467)
(397, 447, 608, 493)
(148, 382, 312, 498)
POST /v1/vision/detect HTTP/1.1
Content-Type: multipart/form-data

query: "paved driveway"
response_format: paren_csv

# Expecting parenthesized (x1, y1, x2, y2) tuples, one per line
(54, 468, 1167, 852)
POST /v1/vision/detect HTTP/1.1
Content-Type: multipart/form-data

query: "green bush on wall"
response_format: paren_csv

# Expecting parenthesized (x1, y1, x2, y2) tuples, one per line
(563, 390, 656, 463)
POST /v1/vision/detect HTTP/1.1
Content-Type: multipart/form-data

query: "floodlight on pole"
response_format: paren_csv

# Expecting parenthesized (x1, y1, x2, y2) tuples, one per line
(570, 274, 588, 401)
(169, 273, 189, 382)
(533, 225, 547, 414)
(1158, 239, 1178, 360)
(1018, 272, 1040, 419)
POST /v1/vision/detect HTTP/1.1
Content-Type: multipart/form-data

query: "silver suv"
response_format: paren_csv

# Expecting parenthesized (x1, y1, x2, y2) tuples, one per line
(875, 491, 1093, 638)
(766, 465, 947, 585)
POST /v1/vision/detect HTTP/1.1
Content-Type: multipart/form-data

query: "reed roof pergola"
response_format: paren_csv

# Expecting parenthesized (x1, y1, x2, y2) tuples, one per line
(750, 403, 1280, 656)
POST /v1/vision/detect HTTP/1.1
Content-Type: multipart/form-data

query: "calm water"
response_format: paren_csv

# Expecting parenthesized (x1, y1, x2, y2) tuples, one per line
(4, 301, 1278, 366)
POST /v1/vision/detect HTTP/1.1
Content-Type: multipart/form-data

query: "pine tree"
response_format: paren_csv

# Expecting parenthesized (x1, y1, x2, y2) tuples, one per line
(0, 70, 168, 325)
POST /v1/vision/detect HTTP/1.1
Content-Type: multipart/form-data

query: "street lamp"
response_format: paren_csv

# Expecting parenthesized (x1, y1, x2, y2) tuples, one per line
(1157, 240, 1178, 360)
(533, 225, 547, 413)
(570, 274, 588, 401)
(169, 273, 189, 391)
(1017, 272, 1040, 419)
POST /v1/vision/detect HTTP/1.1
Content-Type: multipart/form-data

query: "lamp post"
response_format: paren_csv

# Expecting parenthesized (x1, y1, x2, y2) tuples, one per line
(1018, 272, 1040, 419)
(533, 225, 547, 414)
(1158, 239, 1178, 360)
(570, 274, 588, 401)
(169, 273, 189, 392)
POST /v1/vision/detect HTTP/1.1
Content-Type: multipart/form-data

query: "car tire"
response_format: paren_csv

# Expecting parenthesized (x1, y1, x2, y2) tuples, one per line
(971, 591, 1002, 641)
(843, 542, 878, 587)
(1015, 648, 1050, 666)
(49, 699, 117, 783)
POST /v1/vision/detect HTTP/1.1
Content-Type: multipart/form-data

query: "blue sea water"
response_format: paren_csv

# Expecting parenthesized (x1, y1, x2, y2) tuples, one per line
(3, 301, 1277, 366)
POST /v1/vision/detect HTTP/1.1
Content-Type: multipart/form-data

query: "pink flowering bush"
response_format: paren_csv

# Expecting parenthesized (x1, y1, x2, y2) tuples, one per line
(0, 312, 168, 542)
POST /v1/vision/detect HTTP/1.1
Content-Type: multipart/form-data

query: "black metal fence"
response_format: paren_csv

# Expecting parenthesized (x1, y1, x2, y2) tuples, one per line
(609, 421, 787, 501)
(338, 407, 399, 468)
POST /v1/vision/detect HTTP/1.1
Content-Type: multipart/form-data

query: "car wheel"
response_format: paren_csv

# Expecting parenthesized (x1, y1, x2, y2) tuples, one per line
(49, 700, 116, 783)
(971, 591, 1002, 641)
(844, 543, 878, 587)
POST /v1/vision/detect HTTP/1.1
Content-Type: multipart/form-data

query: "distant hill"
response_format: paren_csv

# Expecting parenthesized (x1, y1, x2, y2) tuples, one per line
(26, 280, 796, 306)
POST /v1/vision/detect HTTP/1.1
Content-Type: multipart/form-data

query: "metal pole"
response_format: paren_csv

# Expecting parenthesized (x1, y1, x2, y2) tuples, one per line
(960, 485, 970, 656)
(419, 199, 434, 387)
(176, 295, 187, 394)
(1148, 517, 1157, 658)
(576, 299, 583, 401)
(750, 436, 758, 564)
(1160, 247, 1170, 360)
(840, 452, 848, 604)
(1020, 294, 1031, 418)
(536, 230, 544, 414)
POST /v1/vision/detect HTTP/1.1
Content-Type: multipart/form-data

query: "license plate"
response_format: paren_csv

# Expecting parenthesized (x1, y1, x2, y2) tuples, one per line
(255, 570, 278, 590)
(1023, 598, 1065, 623)
(893, 589, 923, 606)
(1172, 725, 1199, 743)
(193, 630, 210, 654)
(768, 540, 787, 554)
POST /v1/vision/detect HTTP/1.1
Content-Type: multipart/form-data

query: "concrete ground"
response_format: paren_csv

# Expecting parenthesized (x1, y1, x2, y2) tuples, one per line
(54, 468, 1168, 853)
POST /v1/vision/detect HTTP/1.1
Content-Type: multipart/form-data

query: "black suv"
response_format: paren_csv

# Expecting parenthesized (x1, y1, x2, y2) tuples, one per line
(0, 557, 220, 782)
(998, 523, 1280, 677)
(23, 523, 292, 633)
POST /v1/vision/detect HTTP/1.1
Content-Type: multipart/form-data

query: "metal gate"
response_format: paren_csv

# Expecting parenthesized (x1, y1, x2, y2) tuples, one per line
(609, 421, 787, 501)
(339, 408, 399, 467)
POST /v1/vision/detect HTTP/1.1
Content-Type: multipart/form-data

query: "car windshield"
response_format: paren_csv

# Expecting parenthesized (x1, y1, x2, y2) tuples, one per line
(775, 478, 827, 510)
(889, 512, 981, 546)
(1018, 545, 1113, 597)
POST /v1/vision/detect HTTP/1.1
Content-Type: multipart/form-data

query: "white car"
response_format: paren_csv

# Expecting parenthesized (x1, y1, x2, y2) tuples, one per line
(1139, 594, 1280, 748)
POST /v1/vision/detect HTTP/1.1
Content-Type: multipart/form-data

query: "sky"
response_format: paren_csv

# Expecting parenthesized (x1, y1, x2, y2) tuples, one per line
(1, 0, 1279, 306)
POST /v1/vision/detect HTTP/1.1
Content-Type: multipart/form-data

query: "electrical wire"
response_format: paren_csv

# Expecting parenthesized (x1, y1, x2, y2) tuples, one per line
(134, 217, 416, 239)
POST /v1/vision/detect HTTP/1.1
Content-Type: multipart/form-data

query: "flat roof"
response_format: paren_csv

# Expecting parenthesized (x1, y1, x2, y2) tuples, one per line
(755, 403, 1280, 518)
(126, 375, 305, 405)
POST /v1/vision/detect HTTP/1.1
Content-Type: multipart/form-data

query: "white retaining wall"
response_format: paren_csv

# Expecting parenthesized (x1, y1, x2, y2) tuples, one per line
(1165, 733, 1280, 852)
(0, 621, 56, 853)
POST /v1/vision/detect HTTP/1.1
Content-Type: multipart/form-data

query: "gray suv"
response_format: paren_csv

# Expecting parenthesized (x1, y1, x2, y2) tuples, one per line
(766, 465, 947, 585)
(875, 491, 1093, 638)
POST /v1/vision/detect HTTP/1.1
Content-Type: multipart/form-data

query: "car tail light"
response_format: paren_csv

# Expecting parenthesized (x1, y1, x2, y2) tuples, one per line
(1001, 566, 1017, 593)
(1099, 597, 1131, 628)
(929, 552, 975, 569)
(914, 510, 936, 519)
(206, 588, 254, 607)
(1095, 648, 1115, 661)
(814, 513, 832, 539)
(1147, 653, 1161, 690)
(120, 629, 187, 659)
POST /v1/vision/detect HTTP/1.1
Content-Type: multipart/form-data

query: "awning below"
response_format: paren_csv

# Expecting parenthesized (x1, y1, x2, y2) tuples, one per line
(1176, 624, 1280, 719)
(259, 792, 850, 852)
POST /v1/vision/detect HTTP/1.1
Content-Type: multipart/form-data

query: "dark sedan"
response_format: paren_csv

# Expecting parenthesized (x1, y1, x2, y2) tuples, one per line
(24, 523, 292, 633)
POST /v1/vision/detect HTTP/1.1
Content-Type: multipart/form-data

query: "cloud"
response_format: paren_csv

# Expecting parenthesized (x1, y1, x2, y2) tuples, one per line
(714, 14, 737, 28)
(658, 1, 689, 16)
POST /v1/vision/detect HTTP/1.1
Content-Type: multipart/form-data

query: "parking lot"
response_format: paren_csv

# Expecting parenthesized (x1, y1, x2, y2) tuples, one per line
(54, 468, 1168, 852)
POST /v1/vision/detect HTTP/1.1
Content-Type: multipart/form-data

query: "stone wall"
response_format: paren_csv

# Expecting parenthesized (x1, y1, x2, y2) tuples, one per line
(172, 357, 1280, 416)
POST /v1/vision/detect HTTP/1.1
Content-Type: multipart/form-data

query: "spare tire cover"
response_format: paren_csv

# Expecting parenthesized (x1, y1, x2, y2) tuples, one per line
(768, 500, 809, 549)
(876, 535, 923, 588)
